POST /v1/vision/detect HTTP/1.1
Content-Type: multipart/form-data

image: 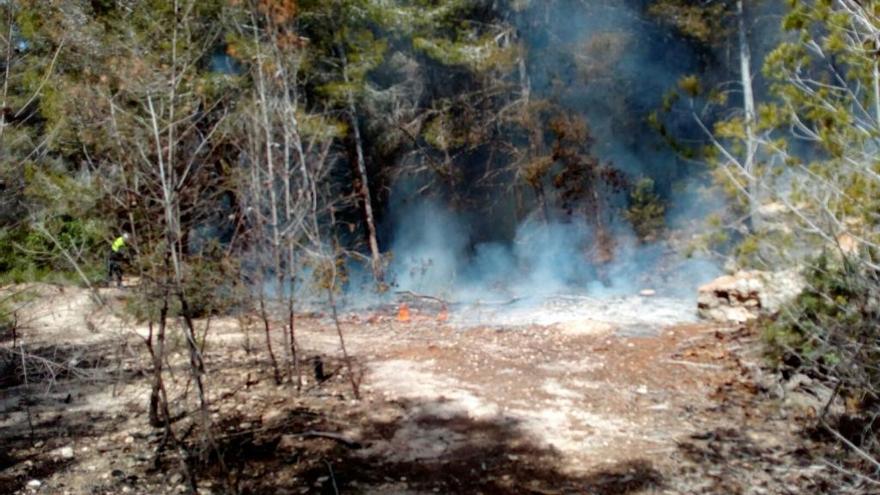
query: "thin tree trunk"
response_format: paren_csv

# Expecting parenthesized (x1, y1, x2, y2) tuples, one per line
(0, 5, 13, 140)
(873, 59, 880, 128)
(148, 283, 171, 428)
(147, 3, 216, 480)
(327, 287, 360, 400)
(518, 54, 530, 104)
(737, 0, 760, 231)
(533, 185, 549, 224)
(259, 287, 282, 385)
(339, 45, 383, 284)
(282, 121, 303, 391)
(177, 293, 208, 419)
(286, 246, 301, 390)
(244, 103, 283, 386)
(278, 56, 305, 391)
(253, 29, 293, 383)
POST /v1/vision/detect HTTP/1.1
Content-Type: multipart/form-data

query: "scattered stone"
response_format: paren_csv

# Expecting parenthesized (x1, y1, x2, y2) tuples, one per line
(57, 446, 75, 459)
(261, 408, 286, 428)
(557, 320, 615, 337)
(785, 373, 813, 391)
(277, 434, 299, 452)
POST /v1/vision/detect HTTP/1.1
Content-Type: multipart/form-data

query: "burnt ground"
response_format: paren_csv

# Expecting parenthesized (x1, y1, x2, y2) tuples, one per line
(0, 284, 871, 494)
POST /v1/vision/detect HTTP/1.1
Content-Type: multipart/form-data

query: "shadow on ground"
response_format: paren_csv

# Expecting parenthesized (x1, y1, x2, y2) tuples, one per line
(193, 396, 663, 495)
(0, 342, 137, 493)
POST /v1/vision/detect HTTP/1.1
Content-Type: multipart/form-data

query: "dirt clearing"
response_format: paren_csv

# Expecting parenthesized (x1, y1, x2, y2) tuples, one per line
(0, 285, 850, 494)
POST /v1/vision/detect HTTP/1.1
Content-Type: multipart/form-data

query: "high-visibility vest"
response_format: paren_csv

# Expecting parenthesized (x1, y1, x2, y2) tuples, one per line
(111, 236, 126, 253)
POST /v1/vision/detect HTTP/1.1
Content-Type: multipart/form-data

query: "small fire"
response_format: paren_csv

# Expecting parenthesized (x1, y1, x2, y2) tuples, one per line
(397, 302, 411, 323)
(437, 307, 449, 322)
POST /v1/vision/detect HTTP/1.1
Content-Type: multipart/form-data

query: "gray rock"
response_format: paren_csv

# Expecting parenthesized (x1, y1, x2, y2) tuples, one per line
(697, 270, 804, 323)
(57, 446, 75, 459)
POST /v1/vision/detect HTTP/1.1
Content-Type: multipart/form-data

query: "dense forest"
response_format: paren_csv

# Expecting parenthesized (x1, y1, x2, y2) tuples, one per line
(2, 0, 879, 494)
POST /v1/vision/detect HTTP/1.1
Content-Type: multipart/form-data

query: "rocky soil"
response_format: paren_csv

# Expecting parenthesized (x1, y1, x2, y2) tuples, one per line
(0, 284, 867, 494)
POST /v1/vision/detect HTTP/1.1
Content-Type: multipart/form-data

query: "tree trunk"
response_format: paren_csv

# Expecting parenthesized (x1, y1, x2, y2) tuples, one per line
(258, 288, 282, 385)
(328, 287, 360, 400)
(339, 45, 383, 284)
(533, 184, 549, 224)
(737, 0, 760, 231)
(280, 63, 305, 390)
(873, 59, 880, 127)
(253, 33, 294, 383)
(148, 287, 170, 428)
(518, 55, 530, 104)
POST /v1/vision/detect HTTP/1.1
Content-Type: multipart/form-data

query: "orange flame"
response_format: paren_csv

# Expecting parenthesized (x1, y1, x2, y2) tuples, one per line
(437, 307, 449, 322)
(397, 302, 411, 323)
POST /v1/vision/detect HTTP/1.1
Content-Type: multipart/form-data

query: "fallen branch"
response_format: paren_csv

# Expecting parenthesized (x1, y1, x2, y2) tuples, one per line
(323, 459, 340, 495)
(821, 419, 880, 473)
(395, 290, 449, 306)
(394, 290, 523, 307)
(294, 430, 362, 449)
(664, 359, 724, 370)
(822, 459, 880, 487)
(0, 345, 100, 386)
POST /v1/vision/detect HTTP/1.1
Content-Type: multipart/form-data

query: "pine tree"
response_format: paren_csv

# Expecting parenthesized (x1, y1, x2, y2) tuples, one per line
(650, 0, 764, 232)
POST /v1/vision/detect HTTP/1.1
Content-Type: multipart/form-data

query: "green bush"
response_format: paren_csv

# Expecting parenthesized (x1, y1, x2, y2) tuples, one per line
(625, 177, 666, 243)
(0, 216, 106, 285)
(0, 159, 106, 285)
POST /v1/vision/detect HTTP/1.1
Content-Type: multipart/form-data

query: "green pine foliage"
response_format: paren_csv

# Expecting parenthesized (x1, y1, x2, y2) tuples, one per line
(625, 177, 666, 243)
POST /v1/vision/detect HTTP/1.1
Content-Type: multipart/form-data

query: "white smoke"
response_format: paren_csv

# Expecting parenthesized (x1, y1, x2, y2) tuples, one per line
(383, 200, 719, 305)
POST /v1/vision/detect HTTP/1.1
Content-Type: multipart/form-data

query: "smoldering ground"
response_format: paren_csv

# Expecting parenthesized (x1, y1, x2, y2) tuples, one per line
(277, 1, 732, 317)
(380, 200, 716, 299)
(335, 1, 723, 315)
